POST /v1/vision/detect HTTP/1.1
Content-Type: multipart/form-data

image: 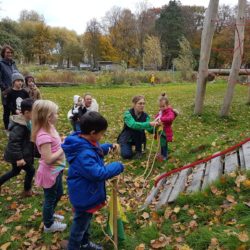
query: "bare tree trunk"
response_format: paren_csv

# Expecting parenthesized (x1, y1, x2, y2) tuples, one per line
(220, 0, 246, 116)
(194, 0, 219, 115)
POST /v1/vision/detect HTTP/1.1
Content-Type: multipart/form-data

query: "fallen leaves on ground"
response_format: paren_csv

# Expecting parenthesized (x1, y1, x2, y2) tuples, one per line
(226, 194, 237, 204)
(135, 243, 145, 250)
(242, 179, 250, 188)
(150, 234, 171, 249)
(0, 242, 11, 250)
(237, 231, 249, 243)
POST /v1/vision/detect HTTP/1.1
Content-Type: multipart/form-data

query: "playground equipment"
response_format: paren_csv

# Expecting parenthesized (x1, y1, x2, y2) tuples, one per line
(194, 0, 249, 116)
(143, 138, 250, 210)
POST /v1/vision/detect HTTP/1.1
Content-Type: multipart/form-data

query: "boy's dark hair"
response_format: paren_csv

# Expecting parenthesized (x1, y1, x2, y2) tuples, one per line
(80, 111, 108, 134)
(21, 98, 34, 113)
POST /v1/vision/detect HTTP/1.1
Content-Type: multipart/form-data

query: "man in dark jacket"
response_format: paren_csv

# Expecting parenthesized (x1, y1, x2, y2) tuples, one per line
(0, 45, 18, 131)
(0, 98, 35, 197)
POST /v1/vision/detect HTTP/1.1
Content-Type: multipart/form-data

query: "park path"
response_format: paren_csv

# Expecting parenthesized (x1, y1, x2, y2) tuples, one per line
(143, 140, 250, 210)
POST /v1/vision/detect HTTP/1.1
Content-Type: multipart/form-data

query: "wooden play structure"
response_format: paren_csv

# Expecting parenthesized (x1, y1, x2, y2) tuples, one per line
(143, 138, 250, 210)
(194, 0, 250, 116)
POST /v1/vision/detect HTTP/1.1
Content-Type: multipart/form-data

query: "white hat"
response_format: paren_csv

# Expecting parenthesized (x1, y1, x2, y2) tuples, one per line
(73, 95, 81, 104)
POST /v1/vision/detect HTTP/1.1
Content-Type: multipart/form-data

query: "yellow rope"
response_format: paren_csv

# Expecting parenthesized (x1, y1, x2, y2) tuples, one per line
(144, 130, 162, 181)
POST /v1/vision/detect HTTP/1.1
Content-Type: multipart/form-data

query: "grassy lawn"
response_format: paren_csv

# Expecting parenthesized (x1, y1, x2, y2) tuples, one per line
(0, 82, 249, 249)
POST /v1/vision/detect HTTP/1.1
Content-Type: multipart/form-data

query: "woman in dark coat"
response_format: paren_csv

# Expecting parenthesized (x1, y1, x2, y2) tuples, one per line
(0, 45, 18, 131)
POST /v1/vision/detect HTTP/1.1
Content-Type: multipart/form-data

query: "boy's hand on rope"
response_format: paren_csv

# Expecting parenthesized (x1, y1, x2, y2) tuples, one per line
(108, 143, 120, 154)
(107, 144, 121, 160)
(112, 143, 120, 154)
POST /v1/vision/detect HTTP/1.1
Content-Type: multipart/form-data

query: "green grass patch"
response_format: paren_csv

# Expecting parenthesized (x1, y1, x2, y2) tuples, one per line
(0, 82, 249, 249)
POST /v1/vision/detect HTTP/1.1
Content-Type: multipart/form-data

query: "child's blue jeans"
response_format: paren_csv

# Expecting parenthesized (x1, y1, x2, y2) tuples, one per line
(160, 131, 168, 159)
(68, 210, 93, 250)
(161, 144, 168, 159)
(43, 172, 63, 228)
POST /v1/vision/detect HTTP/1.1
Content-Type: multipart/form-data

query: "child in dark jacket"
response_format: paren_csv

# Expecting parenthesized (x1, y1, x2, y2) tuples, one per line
(0, 98, 35, 197)
(6, 72, 29, 117)
(62, 111, 124, 250)
(155, 93, 178, 161)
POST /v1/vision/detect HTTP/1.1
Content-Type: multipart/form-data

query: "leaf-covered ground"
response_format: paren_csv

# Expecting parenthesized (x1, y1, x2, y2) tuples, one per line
(0, 82, 249, 249)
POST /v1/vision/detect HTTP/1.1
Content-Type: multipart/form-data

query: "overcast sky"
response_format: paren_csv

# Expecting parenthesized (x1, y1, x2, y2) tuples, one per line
(1, 0, 237, 34)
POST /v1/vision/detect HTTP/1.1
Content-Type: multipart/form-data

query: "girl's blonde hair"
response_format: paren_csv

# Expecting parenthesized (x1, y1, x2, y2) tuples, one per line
(158, 92, 169, 105)
(31, 100, 58, 142)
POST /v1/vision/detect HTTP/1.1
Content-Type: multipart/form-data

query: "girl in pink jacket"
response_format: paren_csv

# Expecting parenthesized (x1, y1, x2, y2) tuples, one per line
(155, 93, 178, 161)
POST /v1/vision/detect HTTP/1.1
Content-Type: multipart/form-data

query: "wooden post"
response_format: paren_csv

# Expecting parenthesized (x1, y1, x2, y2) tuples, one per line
(220, 0, 247, 116)
(247, 76, 250, 105)
(194, 0, 219, 115)
(112, 179, 118, 250)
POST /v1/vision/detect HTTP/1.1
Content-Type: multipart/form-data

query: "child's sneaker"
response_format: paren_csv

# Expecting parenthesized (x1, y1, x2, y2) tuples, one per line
(44, 221, 67, 233)
(53, 213, 65, 222)
(81, 241, 103, 250)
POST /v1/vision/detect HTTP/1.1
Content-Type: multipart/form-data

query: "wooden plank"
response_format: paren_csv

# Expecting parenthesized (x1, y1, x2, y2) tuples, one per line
(206, 156, 223, 185)
(142, 178, 165, 209)
(239, 147, 246, 170)
(202, 161, 211, 190)
(242, 141, 250, 170)
(224, 152, 238, 174)
(156, 174, 178, 209)
(168, 168, 191, 203)
(186, 164, 206, 193)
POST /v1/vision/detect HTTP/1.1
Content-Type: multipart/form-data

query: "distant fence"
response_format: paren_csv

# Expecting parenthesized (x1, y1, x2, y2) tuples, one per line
(36, 82, 80, 87)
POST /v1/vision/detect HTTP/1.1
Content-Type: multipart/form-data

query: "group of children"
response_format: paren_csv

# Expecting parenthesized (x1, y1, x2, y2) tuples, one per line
(0, 77, 177, 249)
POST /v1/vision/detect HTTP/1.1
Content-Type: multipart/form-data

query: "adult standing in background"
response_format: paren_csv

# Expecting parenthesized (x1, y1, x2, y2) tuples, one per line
(0, 45, 18, 132)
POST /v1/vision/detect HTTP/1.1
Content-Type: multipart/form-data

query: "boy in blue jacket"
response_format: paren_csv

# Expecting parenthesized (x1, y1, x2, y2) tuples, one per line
(62, 111, 124, 250)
